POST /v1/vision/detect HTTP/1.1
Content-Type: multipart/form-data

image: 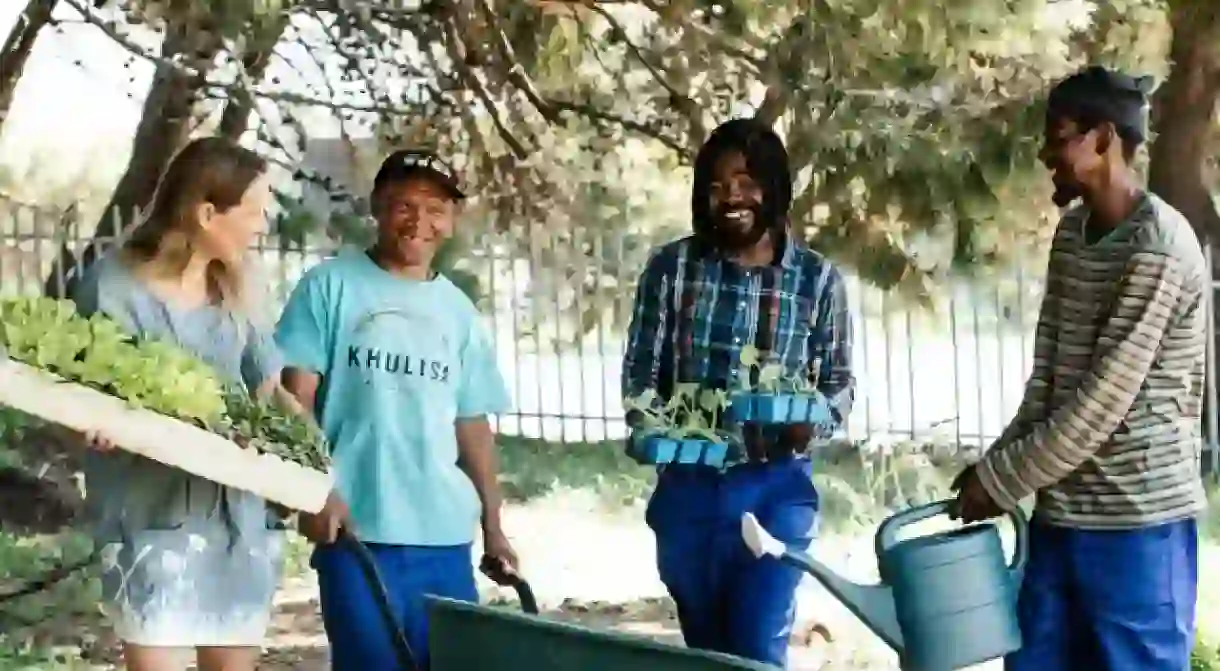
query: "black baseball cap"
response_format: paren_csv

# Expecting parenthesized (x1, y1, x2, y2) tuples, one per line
(372, 149, 466, 200)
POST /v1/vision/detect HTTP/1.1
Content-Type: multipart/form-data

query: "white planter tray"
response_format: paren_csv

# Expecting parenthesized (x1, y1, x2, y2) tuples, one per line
(0, 357, 332, 514)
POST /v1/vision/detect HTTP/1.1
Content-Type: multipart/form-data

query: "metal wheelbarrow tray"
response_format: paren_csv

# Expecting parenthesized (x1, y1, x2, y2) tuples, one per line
(427, 597, 773, 670)
(344, 531, 769, 670)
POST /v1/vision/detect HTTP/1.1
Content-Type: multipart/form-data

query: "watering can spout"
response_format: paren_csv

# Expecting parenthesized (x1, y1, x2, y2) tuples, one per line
(741, 513, 904, 652)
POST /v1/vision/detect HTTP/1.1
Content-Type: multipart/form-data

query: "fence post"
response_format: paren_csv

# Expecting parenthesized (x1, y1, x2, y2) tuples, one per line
(1205, 244, 1218, 478)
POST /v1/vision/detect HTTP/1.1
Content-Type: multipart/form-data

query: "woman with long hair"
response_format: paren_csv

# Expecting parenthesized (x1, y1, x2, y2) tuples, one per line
(72, 137, 346, 671)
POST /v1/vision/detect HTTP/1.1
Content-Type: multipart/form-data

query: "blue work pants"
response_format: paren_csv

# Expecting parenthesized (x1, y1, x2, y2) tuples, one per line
(647, 457, 818, 668)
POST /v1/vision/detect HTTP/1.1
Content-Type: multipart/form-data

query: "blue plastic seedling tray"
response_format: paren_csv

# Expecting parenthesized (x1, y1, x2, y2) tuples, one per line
(726, 392, 833, 425)
(629, 433, 733, 468)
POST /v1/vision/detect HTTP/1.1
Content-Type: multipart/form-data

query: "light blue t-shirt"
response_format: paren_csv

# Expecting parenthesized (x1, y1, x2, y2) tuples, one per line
(274, 249, 511, 546)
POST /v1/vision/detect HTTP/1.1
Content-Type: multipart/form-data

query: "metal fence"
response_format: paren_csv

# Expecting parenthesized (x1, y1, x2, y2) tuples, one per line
(0, 195, 1063, 449)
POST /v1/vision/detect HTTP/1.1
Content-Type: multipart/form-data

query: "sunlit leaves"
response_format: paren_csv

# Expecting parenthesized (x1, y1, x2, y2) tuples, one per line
(73, 0, 1191, 316)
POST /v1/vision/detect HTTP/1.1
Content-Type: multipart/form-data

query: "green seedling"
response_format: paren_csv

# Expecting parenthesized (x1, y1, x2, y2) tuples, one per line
(737, 344, 784, 392)
(781, 358, 823, 394)
(0, 296, 330, 472)
(625, 384, 730, 443)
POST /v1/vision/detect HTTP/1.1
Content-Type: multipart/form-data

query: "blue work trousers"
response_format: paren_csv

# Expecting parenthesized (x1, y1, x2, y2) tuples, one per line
(1005, 518, 1197, 671)
(646, 457, 818, 668)
(312, 542, 478, 670)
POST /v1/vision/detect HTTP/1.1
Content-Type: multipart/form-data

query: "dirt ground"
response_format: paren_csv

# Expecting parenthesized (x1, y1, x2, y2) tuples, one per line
(51, 493, 1220, 671)
(254, 490, 990, 671)
(36, 487, 1205, 670)
(2, 435, 1214, 669)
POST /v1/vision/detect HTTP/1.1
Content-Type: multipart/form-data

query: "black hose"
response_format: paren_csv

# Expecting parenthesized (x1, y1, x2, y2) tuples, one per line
(337, 529, 419, 670)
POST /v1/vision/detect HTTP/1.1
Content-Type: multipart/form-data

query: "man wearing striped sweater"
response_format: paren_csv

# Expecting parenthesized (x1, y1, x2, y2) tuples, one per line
(951, 66, 1206, 670)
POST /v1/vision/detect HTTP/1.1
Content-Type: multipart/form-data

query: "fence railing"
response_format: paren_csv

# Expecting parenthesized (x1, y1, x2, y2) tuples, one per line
(2, 195, 1053, 449)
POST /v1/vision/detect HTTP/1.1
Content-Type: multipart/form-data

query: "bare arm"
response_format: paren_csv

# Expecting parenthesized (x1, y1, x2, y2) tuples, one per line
(274, 268, 330, 420)
(456, 416, 505, 536)
(279, 368, 321, 421)
(278, 365, 350, 540)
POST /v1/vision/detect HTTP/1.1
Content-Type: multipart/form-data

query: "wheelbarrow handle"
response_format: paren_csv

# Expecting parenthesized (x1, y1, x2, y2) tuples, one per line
(479, 554, 540, 615)
(337, 528, 420, 670)
(334, 531, 541, 671)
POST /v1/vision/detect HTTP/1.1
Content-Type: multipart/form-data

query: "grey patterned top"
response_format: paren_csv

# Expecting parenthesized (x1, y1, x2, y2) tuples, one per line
(71, 255, 285, 543)
(977, 193, 1208, 529)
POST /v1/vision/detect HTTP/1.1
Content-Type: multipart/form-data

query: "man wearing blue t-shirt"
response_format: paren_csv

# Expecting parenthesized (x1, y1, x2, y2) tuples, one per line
(276, 149, 516, 669)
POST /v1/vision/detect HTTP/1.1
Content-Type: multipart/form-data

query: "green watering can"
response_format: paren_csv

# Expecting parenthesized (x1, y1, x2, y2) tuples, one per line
(742, 500, 1028, 671)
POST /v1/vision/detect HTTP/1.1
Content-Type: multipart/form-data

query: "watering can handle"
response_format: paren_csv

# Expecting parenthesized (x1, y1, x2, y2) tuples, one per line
(1008, 505, 1029, 577)
(875, 499, 1031, 575)
(874, 500, 953, 555)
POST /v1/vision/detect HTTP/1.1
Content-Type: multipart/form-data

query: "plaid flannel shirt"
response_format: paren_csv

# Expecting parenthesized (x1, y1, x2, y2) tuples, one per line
(621, 233, 855, 451)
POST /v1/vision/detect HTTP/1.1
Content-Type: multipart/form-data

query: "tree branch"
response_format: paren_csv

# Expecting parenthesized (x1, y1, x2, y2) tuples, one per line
(754, 10, 818, 125)
(59, 0, 206, 79)
(473, 0, 560, 124)
(1148, 0, 1220, 240)
(0, 0, 60, 125)
(548, 98, 688, 156)
(586, 3, 704, 147)
(629, 0, 766, 65)
(441, 13, 530, 159)
(0, 551, 97, 604)
(217, 6, 296, 139)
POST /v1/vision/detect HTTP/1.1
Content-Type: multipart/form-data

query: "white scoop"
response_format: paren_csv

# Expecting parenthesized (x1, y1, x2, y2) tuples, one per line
(741, 512, 787, 559)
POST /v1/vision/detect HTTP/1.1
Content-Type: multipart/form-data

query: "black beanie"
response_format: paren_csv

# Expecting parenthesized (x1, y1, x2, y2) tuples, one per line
(1046, 66, 1154, 143)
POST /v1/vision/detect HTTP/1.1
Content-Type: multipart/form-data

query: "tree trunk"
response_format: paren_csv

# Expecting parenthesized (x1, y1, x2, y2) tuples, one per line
(216, 21, 286, 140)
(43, 28, 212, 297)
(41, 9, 290, 296)
(1146, 0, 1220, 468)
(0, 0, 58, 131)
(1147, 1, 1220, 240)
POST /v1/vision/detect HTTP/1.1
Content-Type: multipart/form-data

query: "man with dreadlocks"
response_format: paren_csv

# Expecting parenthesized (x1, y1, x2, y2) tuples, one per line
(621, 118, 854, 666)
(951, 66, 1205, 670)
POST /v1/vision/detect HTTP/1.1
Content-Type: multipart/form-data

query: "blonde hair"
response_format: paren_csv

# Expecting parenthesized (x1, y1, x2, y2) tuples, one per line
(122, 137, 268, 314)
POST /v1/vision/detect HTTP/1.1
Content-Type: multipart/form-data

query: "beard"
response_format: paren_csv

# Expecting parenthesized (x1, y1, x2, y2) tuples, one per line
(1049, 166, 1083, 208)
(1051, 181, 1081, 208)
(708, 203, 769, 252)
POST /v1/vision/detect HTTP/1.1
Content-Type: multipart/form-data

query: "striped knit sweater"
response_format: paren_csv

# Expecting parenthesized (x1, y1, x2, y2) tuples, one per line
(977, 192, 1208, 529)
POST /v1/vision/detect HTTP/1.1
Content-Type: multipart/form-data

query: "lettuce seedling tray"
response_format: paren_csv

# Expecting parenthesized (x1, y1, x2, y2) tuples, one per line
(629, 432, 734, 469)
(726, 392, 834, 425)
(0, 357, 333, 513)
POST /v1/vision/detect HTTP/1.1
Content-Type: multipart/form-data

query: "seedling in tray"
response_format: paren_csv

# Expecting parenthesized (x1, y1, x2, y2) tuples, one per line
(623, 385, 738, 468)
(727, 345, 834, 426)
(0, 296, 330, 472)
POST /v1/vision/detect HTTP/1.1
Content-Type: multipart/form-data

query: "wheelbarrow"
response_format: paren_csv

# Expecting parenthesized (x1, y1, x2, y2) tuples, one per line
(338, 531, 774, 670)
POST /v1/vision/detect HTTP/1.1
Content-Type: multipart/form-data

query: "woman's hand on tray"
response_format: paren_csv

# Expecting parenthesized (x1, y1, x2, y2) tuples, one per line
(298, 489, 352, 545)
(82, 429, 116, 452)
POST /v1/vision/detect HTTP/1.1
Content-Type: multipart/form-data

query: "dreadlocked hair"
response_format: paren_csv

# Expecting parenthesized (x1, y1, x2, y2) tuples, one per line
(690, 118, 793, 246)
